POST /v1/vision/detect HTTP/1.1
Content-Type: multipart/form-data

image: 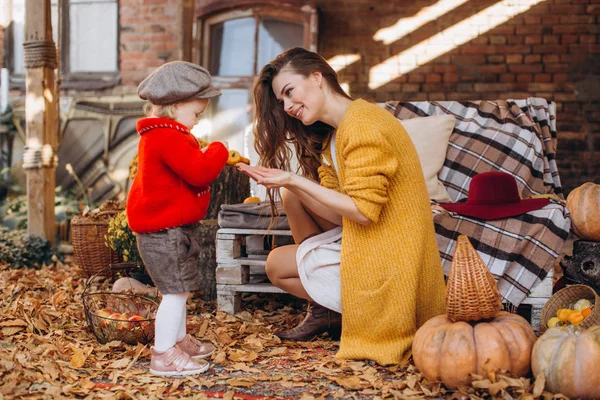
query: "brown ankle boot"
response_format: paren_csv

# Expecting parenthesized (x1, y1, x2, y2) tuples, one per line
(276, 302, 342, 341)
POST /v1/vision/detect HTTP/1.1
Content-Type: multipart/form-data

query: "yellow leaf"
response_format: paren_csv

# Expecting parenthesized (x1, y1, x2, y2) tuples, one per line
(226, 378, 255, 387)
(110, 357, 132, 369)
(1, 326, 24, 336)
(52, 290, 68, 307)
(70, 348, 87, 368)
(334, 376, 367, 390)
(213, 351, 227, 364)
(228, 350, 258, 362)
(0, 319, 27, 327)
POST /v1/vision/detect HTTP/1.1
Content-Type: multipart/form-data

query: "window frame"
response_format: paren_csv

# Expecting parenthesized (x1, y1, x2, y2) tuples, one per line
(195, 1, 318, 90)
(8, 0, 120, 90)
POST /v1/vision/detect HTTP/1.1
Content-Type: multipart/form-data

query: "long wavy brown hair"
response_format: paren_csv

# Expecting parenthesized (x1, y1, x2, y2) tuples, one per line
(253, 47, 352, 207)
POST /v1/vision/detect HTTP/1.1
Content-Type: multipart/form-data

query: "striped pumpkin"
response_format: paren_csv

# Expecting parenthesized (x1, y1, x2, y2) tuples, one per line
(566, 182, 600, 241)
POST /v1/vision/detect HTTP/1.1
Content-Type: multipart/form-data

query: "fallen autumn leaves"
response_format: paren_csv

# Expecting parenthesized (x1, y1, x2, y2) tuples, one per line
(1, 261, 566, 399)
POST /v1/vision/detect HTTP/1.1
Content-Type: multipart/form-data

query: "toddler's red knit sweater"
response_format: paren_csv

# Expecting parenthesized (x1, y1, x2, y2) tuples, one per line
(127, 117, 229, 233)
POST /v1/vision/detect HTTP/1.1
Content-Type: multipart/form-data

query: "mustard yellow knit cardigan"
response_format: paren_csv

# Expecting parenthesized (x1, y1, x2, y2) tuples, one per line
(318, 99, 446, 365)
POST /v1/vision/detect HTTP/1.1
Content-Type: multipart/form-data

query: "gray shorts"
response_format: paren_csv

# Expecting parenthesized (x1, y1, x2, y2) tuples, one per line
(136, 224, 201, 294)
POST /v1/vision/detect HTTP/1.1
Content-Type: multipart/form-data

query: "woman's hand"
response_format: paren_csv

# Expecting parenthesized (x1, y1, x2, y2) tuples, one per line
(237, 164, 293, 189)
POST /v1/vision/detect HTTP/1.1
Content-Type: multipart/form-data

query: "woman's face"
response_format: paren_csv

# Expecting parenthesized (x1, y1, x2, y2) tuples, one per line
(174, 98, 209, 130)
(272, 70, 324, 125)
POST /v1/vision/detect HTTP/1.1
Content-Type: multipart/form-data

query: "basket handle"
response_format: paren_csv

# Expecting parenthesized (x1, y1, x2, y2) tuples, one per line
(83, 263, 138, 296)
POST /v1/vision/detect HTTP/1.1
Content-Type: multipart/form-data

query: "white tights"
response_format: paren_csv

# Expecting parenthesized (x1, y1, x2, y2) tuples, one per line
(154, 292, 189, 352)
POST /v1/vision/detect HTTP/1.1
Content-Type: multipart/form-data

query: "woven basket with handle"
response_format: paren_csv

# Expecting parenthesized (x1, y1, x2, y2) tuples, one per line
(540, 284, 599, 333)
(446, 235, 503, 322)
(72, 209, 121, 279)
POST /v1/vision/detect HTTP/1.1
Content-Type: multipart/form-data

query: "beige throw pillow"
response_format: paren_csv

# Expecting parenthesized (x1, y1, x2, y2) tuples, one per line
(398, 115, 455, 203)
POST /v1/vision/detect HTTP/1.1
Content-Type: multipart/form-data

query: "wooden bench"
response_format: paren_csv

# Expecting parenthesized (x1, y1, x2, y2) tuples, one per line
(215, 227, 553, 333)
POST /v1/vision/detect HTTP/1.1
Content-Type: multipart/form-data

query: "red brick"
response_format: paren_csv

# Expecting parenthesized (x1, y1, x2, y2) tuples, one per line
(480, 65, 507, 74)
(443, 73, 459, 83)
(524, 54, 541, 63)
(517, 74, 533, 83)
(408, 74, 425, 84)
(509, 64, 543, 73)
(543, 35, 560, 45)
(402, 84, 420, 93)
(487, 55, 505, 63)
(580, 35, 597, 44)
(561, 35, 579, 44)
(433, 65, 457, 73)
(506, 54, 523, 64)
(534, 74, 552, 83)
(553, 74, 569, 84)
(507, 36, 524, 45)
(516, 26, 544, 35)
(489, 36, 507, 45)
(473, 83, 512, 92)
(542, 16, 560, 25)
(524, 16, 542, 24)
(553, 25, 595, 34)
(559, 15, 596, 24)
(528, 83, 558, 92)
(499, 74, 515, 83)
(525, 35, 542, 45)
(551, 5, 586, 14)
(460, 45, 492, 55)
(569, 44, 600, 53)
(425, 74, 442, 84)
(452, 55, 486, 65)
(543, 54, 561, 63)
(533, 45, 569, 54)
(496, 45, 532, 54)
(554, 93, 577, 102)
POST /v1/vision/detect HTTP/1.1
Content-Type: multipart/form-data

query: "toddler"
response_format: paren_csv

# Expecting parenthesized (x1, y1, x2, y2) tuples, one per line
(127, 61, 229, 376)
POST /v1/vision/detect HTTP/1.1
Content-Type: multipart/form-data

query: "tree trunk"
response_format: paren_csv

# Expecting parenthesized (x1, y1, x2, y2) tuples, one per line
(204, 165, 250, 220)
(195, 221, 220, 300)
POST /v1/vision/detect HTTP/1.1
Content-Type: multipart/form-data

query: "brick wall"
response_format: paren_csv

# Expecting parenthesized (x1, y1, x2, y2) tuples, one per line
(3, 0, 598, 194)
(195, 0, 599, 195)
(119, 0, 182, 86)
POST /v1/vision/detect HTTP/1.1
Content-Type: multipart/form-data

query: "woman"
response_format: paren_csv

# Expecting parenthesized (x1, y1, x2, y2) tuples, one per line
(239, 47, 446, 365)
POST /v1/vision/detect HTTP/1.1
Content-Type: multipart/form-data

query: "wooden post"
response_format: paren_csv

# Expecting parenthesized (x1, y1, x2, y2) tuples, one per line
(24, 0, 58, 243)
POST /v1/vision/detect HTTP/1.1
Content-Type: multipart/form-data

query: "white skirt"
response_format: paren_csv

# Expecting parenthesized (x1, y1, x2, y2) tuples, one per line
(296, 226, 343, 313)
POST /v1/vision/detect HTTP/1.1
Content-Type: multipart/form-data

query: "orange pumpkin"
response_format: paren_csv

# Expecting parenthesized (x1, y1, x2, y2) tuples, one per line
(413, 311, 536, 388)
(566, 182, 600, 240)
(531, 325, 600, 399)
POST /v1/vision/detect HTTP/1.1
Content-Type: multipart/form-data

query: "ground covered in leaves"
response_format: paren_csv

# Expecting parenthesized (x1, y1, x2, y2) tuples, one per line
(1, 261, 567, 400)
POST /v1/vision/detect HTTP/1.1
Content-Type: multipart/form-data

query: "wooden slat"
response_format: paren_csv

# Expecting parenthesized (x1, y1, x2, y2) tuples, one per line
(216, 265, 249, 285)
(217, 283, 286, 294)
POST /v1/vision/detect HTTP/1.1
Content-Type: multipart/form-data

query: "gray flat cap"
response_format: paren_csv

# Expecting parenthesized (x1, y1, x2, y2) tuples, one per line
(138, 61, 221, 105)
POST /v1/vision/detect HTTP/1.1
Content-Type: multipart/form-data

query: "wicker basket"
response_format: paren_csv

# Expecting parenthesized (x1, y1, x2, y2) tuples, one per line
(72, 210, 121, 278)
(82, 265, 158, 345)
(540, 284, 600, 333)
(446, 235, 503, 322)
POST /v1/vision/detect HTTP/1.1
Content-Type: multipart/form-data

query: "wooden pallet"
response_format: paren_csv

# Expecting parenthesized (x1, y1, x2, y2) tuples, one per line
(216, 228, 293, 314)
(215, 227, 553, 333)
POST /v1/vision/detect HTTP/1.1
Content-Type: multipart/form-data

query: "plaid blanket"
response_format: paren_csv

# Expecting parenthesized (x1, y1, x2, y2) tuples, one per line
(385, 98, 571, 307)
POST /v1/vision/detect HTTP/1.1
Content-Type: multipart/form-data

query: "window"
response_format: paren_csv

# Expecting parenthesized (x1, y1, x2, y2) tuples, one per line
(195, 3, 318, 157)
(7, 0, 119, 88)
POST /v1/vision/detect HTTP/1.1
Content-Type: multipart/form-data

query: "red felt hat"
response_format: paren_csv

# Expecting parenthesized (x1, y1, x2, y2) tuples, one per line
(440, 171, 550, 220)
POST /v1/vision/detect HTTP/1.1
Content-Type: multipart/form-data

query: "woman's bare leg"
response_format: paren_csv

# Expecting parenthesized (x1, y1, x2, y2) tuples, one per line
(265, 189, 338, 297)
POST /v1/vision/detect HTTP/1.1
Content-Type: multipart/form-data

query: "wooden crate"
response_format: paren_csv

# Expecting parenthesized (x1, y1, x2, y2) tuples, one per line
(517, 270, 554, 334)
(216, 228, 293, 314)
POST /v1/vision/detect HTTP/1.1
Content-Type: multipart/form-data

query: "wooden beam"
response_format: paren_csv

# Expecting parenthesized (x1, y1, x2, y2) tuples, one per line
(24, 0, 57, 243)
